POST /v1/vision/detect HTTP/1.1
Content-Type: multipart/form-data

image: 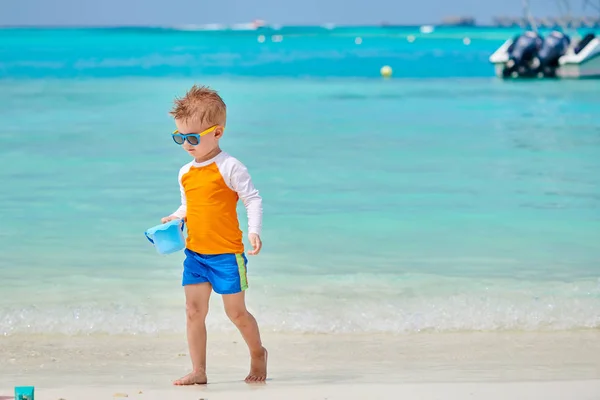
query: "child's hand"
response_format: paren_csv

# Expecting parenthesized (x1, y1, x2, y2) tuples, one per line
(247, 233, 262, 256)
(161, 215, 179, 224)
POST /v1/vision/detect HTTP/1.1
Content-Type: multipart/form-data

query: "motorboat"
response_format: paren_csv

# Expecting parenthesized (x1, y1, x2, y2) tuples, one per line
(489, 0, 600, 78)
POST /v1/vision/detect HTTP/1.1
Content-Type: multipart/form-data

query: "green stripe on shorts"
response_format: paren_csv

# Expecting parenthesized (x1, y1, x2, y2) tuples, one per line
(236, 254, 248, 291)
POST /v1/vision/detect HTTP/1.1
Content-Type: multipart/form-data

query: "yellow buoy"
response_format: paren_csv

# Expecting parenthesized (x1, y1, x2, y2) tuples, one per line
(380, 65, 392, 78)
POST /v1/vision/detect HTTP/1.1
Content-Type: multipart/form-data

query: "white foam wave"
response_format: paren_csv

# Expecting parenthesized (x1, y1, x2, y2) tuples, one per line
(2, 275, 599, 336)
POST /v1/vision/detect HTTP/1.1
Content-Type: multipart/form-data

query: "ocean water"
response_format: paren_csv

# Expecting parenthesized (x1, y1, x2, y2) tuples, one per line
(1, 27, 599, 336)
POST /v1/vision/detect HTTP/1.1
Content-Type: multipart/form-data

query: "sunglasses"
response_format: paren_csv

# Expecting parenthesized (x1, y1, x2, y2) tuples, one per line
(171, 125, 221, 146)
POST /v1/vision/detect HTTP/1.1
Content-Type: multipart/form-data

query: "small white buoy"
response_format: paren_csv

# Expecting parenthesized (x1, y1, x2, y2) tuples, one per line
(463, 37, 471, 45)
(355, 37, 363, 45)
(420, 25, 434, 34)
(380, 65, 392, 78)
(407, 35, 416, 43)
(257, 35, 266, 43)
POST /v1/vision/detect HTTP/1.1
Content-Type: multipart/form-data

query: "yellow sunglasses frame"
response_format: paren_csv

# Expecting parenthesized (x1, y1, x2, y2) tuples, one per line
(171, 125, 224, 145)
(173, 124, 223, 137)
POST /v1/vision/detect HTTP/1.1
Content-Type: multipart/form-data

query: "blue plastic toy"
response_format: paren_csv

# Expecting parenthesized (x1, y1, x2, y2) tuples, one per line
(145, 219, 186, 254)
(15, 386, 34, 400)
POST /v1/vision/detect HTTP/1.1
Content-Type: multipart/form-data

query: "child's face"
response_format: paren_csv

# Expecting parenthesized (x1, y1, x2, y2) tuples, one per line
(174, 118, 223, 159)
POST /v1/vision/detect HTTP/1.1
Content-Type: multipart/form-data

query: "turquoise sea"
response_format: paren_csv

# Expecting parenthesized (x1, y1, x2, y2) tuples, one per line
(1, 26, 599, 336)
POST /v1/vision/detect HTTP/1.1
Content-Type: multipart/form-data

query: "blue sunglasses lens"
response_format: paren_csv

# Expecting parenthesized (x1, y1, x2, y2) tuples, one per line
(172, 134, 185, 145)
(172, 133, 200, 146)
(187, 135, 200, 145)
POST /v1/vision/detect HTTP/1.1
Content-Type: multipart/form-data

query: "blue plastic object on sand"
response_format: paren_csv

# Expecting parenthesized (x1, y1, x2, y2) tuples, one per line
(15, 386, 35, 400)
(145, 219, 186, 254)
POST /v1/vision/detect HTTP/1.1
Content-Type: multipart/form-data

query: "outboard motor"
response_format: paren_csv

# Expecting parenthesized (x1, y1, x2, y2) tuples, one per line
(535, 31, 571, 77)
(503, 31, 543, 78)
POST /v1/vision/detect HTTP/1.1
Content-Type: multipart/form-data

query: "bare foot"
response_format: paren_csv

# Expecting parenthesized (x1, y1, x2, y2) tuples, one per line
(245, 347, 268, 383)
(173, 371, 207, 386)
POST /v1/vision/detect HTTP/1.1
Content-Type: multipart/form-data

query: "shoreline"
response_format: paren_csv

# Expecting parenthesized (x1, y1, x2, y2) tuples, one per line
(2, 330, 599, 398)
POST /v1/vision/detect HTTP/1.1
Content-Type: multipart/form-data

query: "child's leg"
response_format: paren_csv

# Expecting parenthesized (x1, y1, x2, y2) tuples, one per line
(222, 291, 268, 382)
(173, 282, 212, 385)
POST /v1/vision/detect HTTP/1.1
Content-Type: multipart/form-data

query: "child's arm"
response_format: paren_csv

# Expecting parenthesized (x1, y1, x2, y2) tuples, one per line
(171, 175, 187, 219)
(229, 161, 263, 255)
(161, 168, 187, 223)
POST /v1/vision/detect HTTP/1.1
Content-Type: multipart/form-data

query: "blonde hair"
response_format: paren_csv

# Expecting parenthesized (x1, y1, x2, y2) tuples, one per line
(170, 84, 227, 126)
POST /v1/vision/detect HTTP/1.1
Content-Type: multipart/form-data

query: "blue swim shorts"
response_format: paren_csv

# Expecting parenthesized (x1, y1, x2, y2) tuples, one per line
(182, 249, 248, 294)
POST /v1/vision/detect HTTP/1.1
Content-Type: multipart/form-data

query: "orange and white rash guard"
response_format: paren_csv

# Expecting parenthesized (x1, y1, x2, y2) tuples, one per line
(170, 152, 262, 255)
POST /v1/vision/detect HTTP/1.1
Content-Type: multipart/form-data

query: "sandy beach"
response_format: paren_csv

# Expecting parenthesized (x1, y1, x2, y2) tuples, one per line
(2, 330, 599, 399)
(2, 380, 600, 400)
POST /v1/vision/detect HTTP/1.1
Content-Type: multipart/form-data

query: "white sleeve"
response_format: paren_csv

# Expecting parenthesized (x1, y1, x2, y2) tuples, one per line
(170, 167, 187, 219)
(229, 161, 263, 236)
